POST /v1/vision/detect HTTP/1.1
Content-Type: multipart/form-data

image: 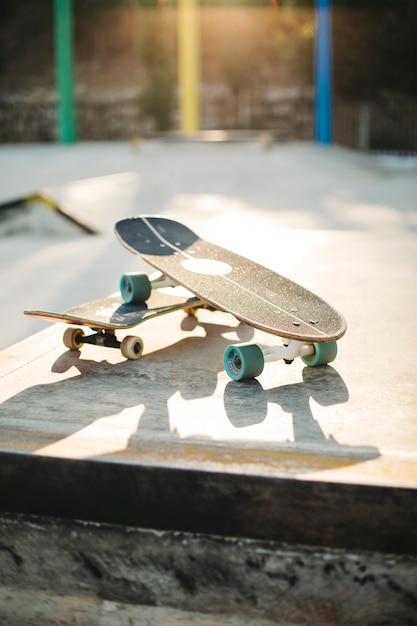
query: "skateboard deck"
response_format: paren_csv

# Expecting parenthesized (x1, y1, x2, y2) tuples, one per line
(115, 215, 347, 380)
(114, 216, 347, 343)
(24, 286, 203, 359)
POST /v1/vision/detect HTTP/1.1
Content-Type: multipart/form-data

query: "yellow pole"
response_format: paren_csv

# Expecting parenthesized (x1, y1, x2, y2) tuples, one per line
(178, 0, 200, 136)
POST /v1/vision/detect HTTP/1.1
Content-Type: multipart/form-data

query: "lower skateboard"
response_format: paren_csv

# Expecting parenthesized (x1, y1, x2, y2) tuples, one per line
(24, 279, 204, 360)
(115, 216, 347, 380)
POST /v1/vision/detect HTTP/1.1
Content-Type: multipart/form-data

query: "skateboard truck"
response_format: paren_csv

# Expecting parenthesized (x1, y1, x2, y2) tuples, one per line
(263, 339, 316, 364)
(223, 339, 338, 381)
(63, 327, 144, 360)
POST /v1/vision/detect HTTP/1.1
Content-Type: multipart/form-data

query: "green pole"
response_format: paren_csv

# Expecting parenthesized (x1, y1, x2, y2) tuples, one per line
(54, 0, 76, 143)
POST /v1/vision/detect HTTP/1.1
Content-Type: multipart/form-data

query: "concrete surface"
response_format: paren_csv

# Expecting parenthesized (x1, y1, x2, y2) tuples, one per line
(0, 140, 416, 350)
(1, 513, 416, 626)
(1, 226, 416, 552)
(0, 140, 417, 623)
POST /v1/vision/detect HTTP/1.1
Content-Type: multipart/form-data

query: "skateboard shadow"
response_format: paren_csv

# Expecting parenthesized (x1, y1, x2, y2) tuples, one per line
(1, 315, 379, 473)
(0, 317, 253, 457)
(224, 365, 349, 429)
(223, 366, 380, 464)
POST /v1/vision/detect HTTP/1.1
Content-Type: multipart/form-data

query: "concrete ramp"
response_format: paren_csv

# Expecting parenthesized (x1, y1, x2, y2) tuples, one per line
(0, 170, 140, 236)
(0, 189, 98, 236)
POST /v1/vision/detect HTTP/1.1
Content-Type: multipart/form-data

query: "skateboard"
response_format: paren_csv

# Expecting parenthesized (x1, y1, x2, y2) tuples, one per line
(24, 279, 204, 360)
(115, 215, 347, 380)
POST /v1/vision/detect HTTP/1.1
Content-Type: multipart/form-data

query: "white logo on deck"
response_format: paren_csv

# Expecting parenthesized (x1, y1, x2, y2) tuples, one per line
(181, 258, 232, 276)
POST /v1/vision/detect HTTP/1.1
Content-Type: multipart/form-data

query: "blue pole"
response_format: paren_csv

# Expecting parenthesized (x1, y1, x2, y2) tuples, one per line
(315, 0, 332, 144)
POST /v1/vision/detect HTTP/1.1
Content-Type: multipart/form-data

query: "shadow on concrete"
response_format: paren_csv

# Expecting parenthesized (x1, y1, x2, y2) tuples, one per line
(224, 366, 349, 431)
(0, 314, 378, 475)
(3, 315, 408, 554)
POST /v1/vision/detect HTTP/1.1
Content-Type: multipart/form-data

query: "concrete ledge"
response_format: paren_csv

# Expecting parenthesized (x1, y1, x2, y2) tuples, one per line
(1, 229, 416, 562)
(1, 450, 416, 556)
(1, 513, 416, 626)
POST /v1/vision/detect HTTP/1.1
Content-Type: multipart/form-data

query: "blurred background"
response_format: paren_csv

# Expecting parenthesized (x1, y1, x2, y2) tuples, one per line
(0, 0, 416, 350)
(1, 0, 416, 151)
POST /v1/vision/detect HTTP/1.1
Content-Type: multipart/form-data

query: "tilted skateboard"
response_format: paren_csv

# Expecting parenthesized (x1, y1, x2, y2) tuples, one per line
(115, 215, 347, 380)
(24, 280, 204, 360)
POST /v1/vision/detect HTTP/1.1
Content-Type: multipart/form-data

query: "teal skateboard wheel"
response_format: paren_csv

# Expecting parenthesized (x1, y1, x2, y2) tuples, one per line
(224, 343, 264, 381)
(301, 341, 337, 366)
(120, 273, 152, 303)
